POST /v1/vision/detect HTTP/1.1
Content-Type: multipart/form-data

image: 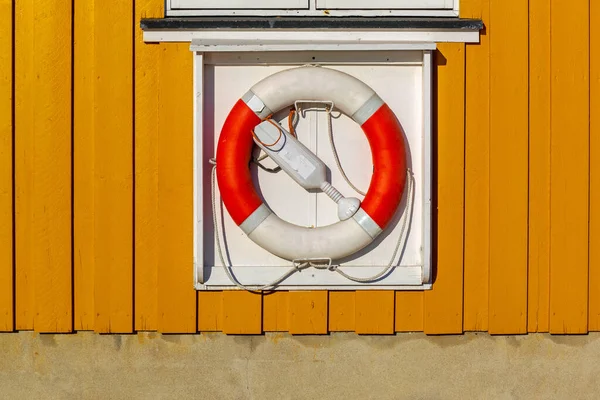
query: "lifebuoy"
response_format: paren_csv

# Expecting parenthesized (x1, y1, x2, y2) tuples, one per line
(216, 66, 407, 261)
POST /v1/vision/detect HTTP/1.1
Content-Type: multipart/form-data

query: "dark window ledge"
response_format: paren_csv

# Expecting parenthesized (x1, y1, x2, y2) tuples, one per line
(140, 17, 483, 31)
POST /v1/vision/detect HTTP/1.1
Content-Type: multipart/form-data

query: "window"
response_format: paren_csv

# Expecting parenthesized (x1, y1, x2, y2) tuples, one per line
(166, 0, 459, 17)
(170, 0, 309, 10)
(317, 0, 454, 10)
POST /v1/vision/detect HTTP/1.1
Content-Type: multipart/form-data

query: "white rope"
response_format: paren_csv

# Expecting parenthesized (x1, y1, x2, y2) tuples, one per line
(210, 159, 304, 292)
(326, 107, 367, 196)
(331, 170, 414, 283)
(323, 107, 415, 282)
(210, 107, 414, 289)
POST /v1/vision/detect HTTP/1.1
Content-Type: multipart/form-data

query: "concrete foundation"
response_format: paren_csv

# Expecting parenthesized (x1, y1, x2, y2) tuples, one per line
(0, 332, 598, 399)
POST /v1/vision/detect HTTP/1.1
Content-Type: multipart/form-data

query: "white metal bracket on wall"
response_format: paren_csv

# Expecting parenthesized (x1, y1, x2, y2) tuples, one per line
(190, 39, 435, 290)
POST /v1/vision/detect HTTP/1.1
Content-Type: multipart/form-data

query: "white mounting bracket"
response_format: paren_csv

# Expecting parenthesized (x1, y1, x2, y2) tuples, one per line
(191, 39, 434, 290)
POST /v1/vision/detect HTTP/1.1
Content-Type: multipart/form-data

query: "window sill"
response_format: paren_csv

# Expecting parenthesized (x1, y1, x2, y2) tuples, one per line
(141, 17, 483, 43)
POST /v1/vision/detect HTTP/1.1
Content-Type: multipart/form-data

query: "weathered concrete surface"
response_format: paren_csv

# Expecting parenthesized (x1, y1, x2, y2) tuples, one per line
(0, 332, 598, 399)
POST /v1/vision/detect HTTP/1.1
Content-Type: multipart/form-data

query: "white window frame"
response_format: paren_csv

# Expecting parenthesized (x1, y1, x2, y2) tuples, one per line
(166, 0, 459, 17)
(190, 41, 435, 290)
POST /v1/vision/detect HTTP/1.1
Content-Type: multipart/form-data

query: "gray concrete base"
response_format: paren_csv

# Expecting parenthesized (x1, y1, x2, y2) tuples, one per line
(0, 332, 598, 399)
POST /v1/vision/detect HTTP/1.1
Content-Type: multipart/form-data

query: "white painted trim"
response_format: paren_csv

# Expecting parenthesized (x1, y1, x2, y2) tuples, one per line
(316, 0, 451, 10)
(193, 52, 205, 284)
(204, 51, 425, 65)
(191, 48, 435, 290)
(189, 40, 438, 53)
(196, 265, 425, 289)
(145, 30, 479, 44)
(198, 284, 432, 290)
(421, 50, 433, 284)
(165, 9, 459, 18)
(175, 0, 309, 9)
(165, 0, 459, 16)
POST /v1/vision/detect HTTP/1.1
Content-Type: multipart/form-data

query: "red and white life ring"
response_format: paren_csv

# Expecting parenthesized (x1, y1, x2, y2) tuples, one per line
(216, 66, 407, 261)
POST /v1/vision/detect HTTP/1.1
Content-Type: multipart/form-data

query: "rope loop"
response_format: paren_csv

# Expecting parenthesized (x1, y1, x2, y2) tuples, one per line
(209, 105, 415, 289)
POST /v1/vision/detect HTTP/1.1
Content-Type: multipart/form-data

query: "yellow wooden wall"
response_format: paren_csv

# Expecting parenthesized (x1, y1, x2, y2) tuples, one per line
(0, 0, 597, 334)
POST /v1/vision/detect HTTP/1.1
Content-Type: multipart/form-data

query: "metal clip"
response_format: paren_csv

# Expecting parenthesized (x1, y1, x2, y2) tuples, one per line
(293, 100, 335, 118)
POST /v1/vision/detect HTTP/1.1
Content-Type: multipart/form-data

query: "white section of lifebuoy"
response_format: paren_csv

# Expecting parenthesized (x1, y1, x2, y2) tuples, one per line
(239, 202, 383, 260)
(248, 212, 375, 261)
(250, 66, 376, 117)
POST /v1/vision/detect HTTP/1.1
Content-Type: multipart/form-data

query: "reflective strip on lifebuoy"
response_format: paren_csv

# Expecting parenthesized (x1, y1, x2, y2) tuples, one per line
(216, 66, 407, 261)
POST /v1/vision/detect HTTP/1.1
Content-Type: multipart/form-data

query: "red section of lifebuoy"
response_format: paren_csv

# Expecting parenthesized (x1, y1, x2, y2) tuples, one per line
(216, 99, 263, 225)
(360, 104, 407, 229)
(216, 99, 406, 230)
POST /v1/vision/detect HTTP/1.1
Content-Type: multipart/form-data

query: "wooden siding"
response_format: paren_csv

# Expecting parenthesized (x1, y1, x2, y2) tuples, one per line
(0, 0, 596, 334)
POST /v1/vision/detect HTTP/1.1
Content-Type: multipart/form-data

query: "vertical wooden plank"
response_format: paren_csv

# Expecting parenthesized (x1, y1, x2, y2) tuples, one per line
(395, 292, 423, 332)
(461, 0, 490, 332)
(355, 291, 394, 334)
(157, 43, 197, 333)
(590, 0, 600, 331)
(488, 0, 528, 334)
(31, 0, 72, 332)
(328, 292, 355, 332)
(423, 44, 465, 335)
(134, 0, 162, 332)
(0, 0, 13, 331)
(528, 0, 551, 333)
(394, 292, 422, 332)
(288, 291, 328, 334)
(549, 0, 589, 334)
(14, 0, 35, 331)
(198, 292, 223, 331)
(93, 0, 133, 333)
(263, 292, 290, 332)
(73, 0, 95, 331)
(222, 291, 262, 334)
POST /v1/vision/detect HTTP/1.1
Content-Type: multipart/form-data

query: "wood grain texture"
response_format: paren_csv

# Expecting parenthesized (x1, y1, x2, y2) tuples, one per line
(93, 0, 133, 333)
(488, 0, 528, 334)
(263, 292, 290, 332)
(0, 0, 13, 331)
(198, 292, 223, 331)
(31, 0, 73, 332)
(328, 291, 355, 332)
(134, 0, 162, 332)
(461, 0, 489, 332)
(74, 0, 95, 331)
(7, 0, 600, 336)
(528, 0, 551, 333)
(395, 292, 423, 332)
(423, 43, 465, 335)
(549, 0, 589, 334)
(355, 291, 394, 334)
(590, 0, 600, 332)
(157, 43, 197, 333)
(289, 291, 328, 334)
(14, 0, 35, 330)
(222, 291, 262, 334)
